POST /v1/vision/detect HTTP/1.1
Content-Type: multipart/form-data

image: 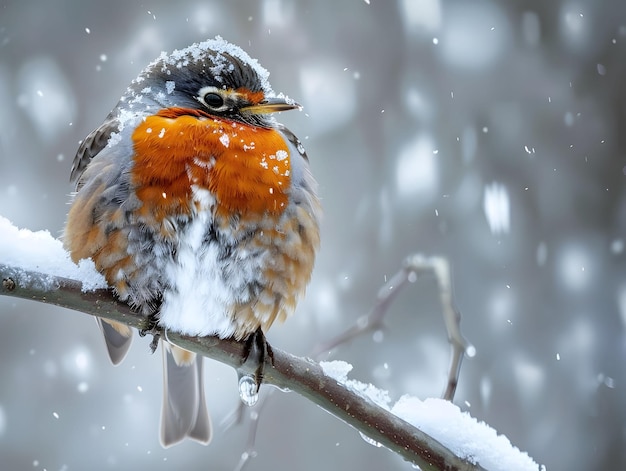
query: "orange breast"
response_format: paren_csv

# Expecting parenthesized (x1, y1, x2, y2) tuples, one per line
(130, 108, 292, 222)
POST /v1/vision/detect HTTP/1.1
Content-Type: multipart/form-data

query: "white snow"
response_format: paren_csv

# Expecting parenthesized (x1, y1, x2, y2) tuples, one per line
(392, 396, 543, 471)
(0, 215, 106, 291)
(320, 360, 543, 471)
(320, 360, 353, 382)
(219, 133, 230, 148)
(483, 182, 510, 234)
(159, 36, 273, 96)
(321, 360, 391, 409)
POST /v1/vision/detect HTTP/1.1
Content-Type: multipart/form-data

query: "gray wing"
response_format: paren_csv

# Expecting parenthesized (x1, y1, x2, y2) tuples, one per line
(68, 115, 133, 365)
(70, 116, 120, 185)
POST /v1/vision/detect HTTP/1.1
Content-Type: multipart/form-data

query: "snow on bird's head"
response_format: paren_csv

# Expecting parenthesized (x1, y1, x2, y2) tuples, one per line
(129, 36, 273, 101)
(110, 37, 287, 137)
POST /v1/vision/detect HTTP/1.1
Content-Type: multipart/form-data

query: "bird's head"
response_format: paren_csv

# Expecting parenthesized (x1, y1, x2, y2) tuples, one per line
(121, 36, 300, 128)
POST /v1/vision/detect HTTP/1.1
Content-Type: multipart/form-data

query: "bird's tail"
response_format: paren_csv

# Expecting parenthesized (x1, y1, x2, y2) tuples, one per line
(96, 318, 133, 365)
(160, 342, 212, 447)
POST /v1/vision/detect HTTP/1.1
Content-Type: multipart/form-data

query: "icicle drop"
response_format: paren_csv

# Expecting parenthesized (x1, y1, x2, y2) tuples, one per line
(238, 374, 259, 407)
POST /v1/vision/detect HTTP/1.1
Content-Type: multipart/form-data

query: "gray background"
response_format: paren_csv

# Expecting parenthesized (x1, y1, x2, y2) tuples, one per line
(1, 1, 625, 470)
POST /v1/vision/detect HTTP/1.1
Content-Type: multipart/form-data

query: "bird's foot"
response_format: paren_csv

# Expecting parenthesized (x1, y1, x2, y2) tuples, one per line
(138, 311, 161, 354)
(237, 328, 273, 401)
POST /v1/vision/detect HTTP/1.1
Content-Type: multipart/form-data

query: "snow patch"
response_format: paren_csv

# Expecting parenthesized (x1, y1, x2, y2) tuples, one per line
(219, 133, 230, 148)
(156, 36, 272, 95)
(392, 396, 543, 470)
(0, 216, 106, 291)
(320, 359, 543, 471)
(320, 360, 353, 383)
(321, 360, 391, 409)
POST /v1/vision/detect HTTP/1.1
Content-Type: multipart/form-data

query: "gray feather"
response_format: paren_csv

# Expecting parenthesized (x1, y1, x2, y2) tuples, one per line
(71, 116, 119, 184)
(160, 346, 212, 447)
(95, 318, 133, 366)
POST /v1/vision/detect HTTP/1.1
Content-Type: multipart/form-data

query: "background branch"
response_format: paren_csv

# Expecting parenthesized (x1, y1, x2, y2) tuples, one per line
(312, 254, 474, 400)
(1, 262, 485, 471)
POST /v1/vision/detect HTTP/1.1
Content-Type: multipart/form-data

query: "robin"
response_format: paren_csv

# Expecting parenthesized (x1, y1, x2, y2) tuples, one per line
(63, 36, 321, 447)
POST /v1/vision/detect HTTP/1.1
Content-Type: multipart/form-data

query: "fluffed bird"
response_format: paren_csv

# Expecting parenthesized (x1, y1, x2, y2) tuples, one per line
(63, 36, 320, 447)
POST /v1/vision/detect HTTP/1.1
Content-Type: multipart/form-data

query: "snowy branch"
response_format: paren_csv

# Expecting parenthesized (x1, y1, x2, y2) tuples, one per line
(1, 263, 480, 471)
(0, 217, 543, 471)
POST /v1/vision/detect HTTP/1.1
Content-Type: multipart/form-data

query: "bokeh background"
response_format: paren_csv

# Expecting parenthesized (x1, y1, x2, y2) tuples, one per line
(1, 1, 625, 470)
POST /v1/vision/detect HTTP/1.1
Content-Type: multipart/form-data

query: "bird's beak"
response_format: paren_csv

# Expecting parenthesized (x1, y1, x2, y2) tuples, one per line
(241, 96, 302, 114)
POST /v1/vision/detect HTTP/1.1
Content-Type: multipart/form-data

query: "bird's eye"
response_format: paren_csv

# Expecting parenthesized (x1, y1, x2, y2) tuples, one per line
(203, 92, 224, 108)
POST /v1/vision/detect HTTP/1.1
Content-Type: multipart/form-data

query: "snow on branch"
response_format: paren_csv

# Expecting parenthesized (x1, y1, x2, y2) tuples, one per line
(0, 216, 543, 471)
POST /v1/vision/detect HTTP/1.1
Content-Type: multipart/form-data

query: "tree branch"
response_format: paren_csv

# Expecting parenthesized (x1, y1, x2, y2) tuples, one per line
(1, 262, 487, 471)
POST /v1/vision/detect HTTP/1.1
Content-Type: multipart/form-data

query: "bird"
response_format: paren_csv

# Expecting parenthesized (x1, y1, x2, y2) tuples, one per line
(63, 36, 321, 448)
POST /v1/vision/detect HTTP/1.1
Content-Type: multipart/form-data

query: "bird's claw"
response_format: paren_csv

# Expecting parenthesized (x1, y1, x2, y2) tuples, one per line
(139, 312, 161, 354)
(240, 327, 274, 392)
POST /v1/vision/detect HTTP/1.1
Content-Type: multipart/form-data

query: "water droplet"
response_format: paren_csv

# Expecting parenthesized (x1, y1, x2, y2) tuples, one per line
(359, 432, 383, 447)
(238, 374, 259, 407)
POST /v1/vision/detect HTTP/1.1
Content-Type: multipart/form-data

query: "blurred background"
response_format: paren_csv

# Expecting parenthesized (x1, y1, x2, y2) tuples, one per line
(1, 0, 625, 470)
